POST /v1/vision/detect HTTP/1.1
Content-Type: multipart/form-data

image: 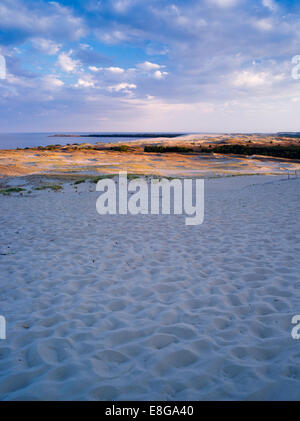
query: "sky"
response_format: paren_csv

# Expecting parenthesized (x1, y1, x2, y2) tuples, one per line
(1, 0, 300, 132)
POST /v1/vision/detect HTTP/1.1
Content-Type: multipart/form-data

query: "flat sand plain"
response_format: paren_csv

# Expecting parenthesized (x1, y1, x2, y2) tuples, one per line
(0, 174, 299, 400)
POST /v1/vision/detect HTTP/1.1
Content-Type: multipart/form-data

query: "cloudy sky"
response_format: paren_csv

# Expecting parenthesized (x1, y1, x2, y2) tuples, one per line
(0, 0, 300, 132)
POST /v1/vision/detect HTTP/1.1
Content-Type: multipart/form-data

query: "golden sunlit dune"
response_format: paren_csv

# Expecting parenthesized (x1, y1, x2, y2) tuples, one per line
(0, 134, 300, 178)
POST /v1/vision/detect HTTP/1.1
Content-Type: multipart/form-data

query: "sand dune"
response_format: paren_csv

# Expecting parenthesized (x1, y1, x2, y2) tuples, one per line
(1, 134, 300, 179)
(0, 175, 299, 400)
(0, 147, 300, 179)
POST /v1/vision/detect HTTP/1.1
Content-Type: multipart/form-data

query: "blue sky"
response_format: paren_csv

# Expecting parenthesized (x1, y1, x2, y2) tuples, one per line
(0, 0, 300, 132)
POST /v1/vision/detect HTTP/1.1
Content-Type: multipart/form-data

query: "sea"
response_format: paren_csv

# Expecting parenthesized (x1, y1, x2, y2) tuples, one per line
(0, 132, 187, 150)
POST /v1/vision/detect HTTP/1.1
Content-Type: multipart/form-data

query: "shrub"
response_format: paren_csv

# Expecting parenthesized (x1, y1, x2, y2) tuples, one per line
(34, 184, 63, 192)
(89, 175, 116, 183)
(109, 145, 133, 152)
(144, 145, 193, 153)
(74, 179, 86, 185)
(0, 187, 26, 195)
(200, 144, 300, 159)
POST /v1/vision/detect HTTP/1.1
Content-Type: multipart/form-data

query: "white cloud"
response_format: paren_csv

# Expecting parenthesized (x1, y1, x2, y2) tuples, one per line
(232, 70, 284, 88)
(233, 71, 268, 87)
(0, 0, 86, 42)
(208, 0, 238, 8)
(108, 83, 137, 92)
(254, 19, 273, 31)
(57, 51, 79, 73)
(95, 24, 146, 45)
(106, 66, 125, 74)
(89, 65, 102, 72)
(79, 43, 92, 50)
(137, 61, 162, 71)
(137, 61, 168, 79)
(114, 0, 134, 13)
(47, 2, 86, 40)
(97, 30, 128, 44)
(88, 66, 125, 74)
(43, 74, 64, 89)
(32, 38, 61, 55)
(146, 44, 169, 56)
(75, 78, 95, 88)
(88, 61, 169, 81)
(262, 0, 277, 12)
(153, 70, 168, 80)
(6, 73, 34, 88)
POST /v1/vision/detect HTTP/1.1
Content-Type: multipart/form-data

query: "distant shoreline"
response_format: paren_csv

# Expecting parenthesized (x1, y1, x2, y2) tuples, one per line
(49, 133, 186, 138)
(1, 132, 299, 150)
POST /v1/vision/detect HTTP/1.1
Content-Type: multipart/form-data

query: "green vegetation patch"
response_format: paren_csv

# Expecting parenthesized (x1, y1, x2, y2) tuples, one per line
(109, 145, 134, 152)
(201, 144, 300, 159)
(34, 184, 63, 192)
(0, 187, 26, 195)
(89, 173, 174, 183)
(74, 179, 87, 185)
(144, 145, 193, 153)
(36, 144, 61, 151)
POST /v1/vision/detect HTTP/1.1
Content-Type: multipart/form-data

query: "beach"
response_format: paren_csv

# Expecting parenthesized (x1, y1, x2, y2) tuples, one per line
(2, 0, 300, 406)
(0, 174, 299, 400)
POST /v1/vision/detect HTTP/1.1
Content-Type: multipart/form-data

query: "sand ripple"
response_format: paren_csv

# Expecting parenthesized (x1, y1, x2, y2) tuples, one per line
(0, 175, 299, 400)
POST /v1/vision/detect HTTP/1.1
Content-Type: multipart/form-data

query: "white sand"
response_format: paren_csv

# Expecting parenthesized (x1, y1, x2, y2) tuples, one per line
(0, 175, 300, 400)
